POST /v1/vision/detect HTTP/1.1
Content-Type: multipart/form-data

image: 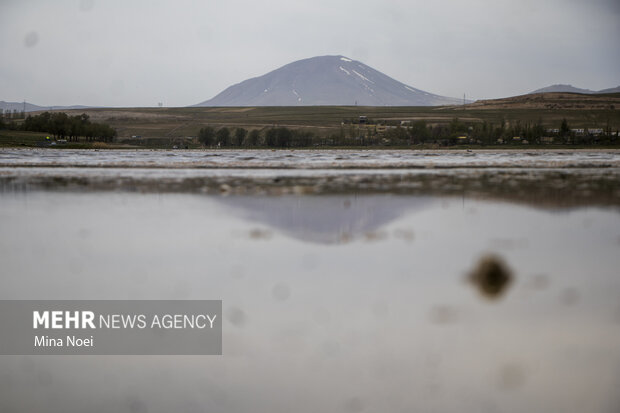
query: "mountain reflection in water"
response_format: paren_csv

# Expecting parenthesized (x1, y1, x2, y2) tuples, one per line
(214, 195, 432, 244)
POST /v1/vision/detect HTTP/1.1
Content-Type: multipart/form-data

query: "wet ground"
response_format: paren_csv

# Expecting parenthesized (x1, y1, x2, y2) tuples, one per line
(1, 149, 619, 412)
(1, 148, 619, 169)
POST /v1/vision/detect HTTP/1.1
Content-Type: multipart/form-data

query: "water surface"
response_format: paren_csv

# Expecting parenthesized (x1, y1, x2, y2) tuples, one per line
(1, 149, 619, 412)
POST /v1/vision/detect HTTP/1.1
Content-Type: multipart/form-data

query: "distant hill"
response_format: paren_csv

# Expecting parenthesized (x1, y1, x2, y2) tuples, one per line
(598, 86, 620, 94)
(529, 84, 620, 94)
(464, 92, 620, 110)
(0, 101, 95, 113)
(195, 55, 465, 107)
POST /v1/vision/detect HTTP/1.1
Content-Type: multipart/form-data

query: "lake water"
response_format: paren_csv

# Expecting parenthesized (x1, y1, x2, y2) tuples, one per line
(1, 149, 619, 412)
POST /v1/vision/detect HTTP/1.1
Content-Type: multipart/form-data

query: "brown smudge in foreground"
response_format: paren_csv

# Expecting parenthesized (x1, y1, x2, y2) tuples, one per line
(363, 231, 387, 242)
(468, 254, 513, 300)
(248, 228, 272, 240)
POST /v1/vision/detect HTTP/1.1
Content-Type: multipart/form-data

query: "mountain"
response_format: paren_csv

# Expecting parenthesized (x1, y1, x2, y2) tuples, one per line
(195, 55, 464, 107)
(0, 101, 95, 113)
(529, 84, 620, 94)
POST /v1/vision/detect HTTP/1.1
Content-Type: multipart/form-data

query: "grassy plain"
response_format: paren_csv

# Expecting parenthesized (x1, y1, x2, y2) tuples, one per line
(1, 92, 618, 147)
(66, 92, 620, 139)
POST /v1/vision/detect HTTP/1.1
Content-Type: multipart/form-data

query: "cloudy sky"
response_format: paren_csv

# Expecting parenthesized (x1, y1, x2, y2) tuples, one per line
(1, 0, 618, 107)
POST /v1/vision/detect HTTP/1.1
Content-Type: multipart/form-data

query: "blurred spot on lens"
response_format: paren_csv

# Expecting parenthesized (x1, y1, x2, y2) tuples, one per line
(429, 305, 458, 324)
(79, 0, 94, 12)
(468, 253, 513, 300)
(313, 307, 331, 325)
(529, 274, 550, 291)
(125, 396, 147, 413)
(24, 31, 38, 48)
(229, 265, 245, 280)
(227, 307, 246, 327)
(272, 282, 291, 301)
(498, 363, 526, 390)
(560, 287, 580, 306)
(343, 397, 364, 412)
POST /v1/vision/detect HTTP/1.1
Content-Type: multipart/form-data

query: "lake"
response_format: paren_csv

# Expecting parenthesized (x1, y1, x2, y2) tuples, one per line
(1, 149, 619, 412)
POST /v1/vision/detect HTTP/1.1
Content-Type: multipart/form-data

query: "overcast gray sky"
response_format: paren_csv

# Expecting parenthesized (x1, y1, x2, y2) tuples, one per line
(1, 0, 619, 107)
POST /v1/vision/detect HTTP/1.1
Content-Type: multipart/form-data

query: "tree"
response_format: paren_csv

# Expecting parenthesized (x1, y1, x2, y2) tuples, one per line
(409, 120, 430, 144)
(276, 127, 292, 147)
(248, 129, 261, 146)
(264, 127, 293, 147)
(265, 128, 277, 147)
(294, 130, 314, 147)
(449, 117, 467, 135)
(216, 127, 230, 146)
(385, 126, 408, 145)
(560, 118, 570, 137)
(233, 127, 247, 146)
(198, 126, 216, 146)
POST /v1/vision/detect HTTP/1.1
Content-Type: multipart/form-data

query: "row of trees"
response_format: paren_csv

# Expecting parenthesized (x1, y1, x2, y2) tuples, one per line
(340, 118, 617, 146)
(194, 118, 617, 148)
(1, 109, 26, 119)
(20, 112, 116, 142)
(198, 126, 314, 148)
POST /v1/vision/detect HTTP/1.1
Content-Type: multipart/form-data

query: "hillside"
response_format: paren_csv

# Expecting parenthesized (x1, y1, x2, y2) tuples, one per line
(0, 101, 94, 113)
(530, 84, 620, 94)
(464, 92, 620, 110)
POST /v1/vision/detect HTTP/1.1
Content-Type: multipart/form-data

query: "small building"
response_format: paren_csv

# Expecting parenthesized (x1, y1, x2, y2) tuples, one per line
(540, 136, 554, 144)
(359, 116, 368, 124)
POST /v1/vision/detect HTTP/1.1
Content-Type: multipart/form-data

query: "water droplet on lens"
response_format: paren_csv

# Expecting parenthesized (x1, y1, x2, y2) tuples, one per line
(272, 282, 291, 301)
(24, 31, 38, 48)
